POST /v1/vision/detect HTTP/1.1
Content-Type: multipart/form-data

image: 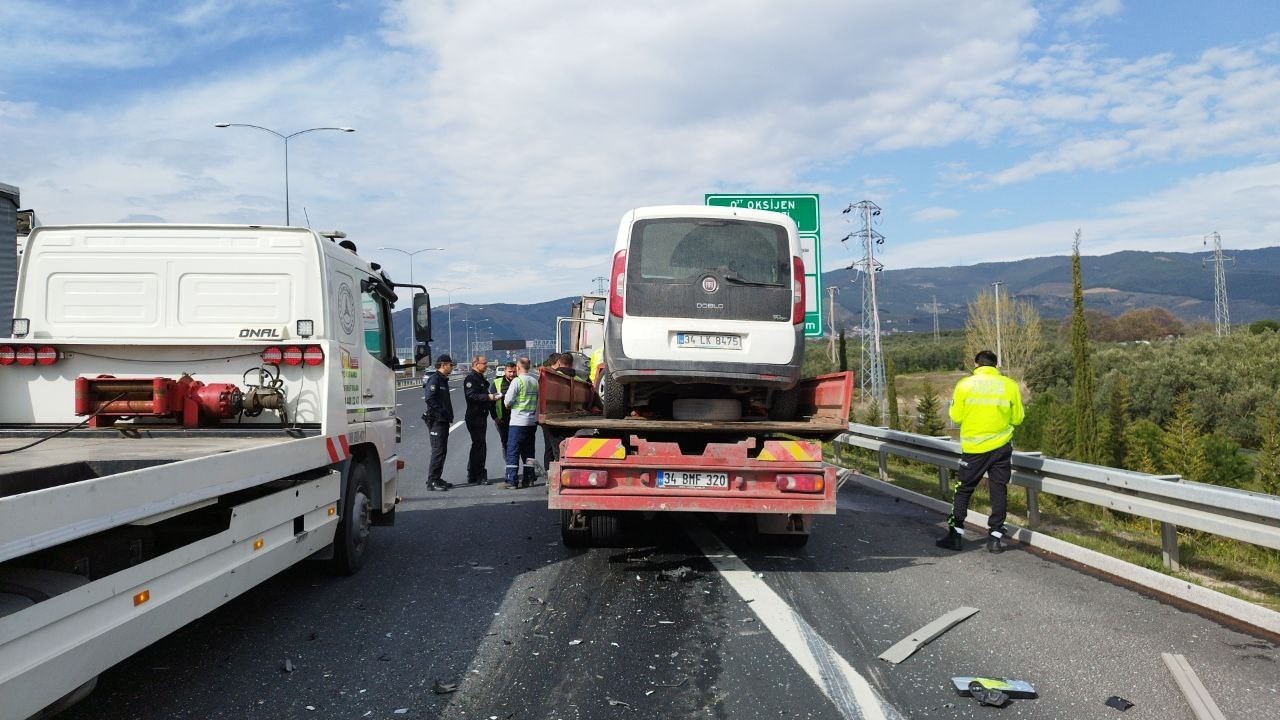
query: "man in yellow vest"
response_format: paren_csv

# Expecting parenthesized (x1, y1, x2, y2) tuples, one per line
(502, 357, 540, 489)
(937, 350, 1025, 554)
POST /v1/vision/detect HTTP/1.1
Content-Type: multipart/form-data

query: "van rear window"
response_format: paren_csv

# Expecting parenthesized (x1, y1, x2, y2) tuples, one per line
(625, 218, 791, 321)
(630, 218, 788, 285)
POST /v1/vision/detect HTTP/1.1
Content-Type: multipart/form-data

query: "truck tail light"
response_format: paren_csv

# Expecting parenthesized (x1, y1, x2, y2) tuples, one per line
(560, 469, 609, 488)
(261, 347, 283, 365)
(609, 250, 627, 318)
(35, 346, 58, 365)
(777, 474, 824, 493)
(0, 346, 14, 365)
(791, 256, 805, 325)
(303, 345, 324, 366)
(15, 346, 36, 366)
(282, 346, 304, 366)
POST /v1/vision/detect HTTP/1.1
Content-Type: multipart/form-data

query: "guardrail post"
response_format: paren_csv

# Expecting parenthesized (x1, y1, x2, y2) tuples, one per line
(938, 467, 949, 497)
(1161, 522, 1181, 571)
(877, 450, 889, 482)
(1026, 487, 1039, 529)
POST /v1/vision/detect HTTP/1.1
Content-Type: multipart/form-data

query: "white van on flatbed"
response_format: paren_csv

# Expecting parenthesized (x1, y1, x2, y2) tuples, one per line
(0, 224, 430, 719)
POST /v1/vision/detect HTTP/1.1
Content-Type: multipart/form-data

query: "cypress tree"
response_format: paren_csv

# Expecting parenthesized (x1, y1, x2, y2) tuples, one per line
(886, 356, 901, 430)
(837, 329, 848, 372)
(915, 379, 944, 436)
(1042, 401, 1071, 458)
(1255, 397, 1280, 495)
(1069, 230, 1100, 462)
(1162, 395, 1209, 482)
(1103, 375, 1130, 467)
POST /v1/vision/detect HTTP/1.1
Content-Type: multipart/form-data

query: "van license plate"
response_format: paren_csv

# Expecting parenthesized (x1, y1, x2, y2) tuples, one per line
(676, 333, 742, 349)
(657, 471, 729, 488)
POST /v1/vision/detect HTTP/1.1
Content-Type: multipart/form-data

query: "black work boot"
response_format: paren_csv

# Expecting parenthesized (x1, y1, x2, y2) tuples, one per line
(935, 528, 963, 551)
(987, 528, 1007, 554)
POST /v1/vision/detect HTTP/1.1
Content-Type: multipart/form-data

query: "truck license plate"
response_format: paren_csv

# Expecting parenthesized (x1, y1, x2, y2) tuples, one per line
(657, 470, 729, 488)
(676, 333, 742, 349)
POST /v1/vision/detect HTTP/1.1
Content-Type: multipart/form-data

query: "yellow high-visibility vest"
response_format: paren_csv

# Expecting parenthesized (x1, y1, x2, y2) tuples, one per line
(948, 366, 1025, 453)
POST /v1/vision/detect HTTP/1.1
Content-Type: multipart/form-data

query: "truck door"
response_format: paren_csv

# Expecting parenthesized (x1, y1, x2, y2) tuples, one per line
(358, 280, 395, 421)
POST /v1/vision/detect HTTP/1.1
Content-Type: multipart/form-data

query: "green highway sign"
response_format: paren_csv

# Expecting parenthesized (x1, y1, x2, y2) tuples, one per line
(705, 193, 824, 337)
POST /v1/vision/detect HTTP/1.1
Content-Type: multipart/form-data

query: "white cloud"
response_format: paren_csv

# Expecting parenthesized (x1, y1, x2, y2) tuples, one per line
(912, 206, 961, 222)
(1059, 0, 1123, 27)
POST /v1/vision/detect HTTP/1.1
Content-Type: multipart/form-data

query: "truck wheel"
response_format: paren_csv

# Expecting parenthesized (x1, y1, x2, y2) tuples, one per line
(589, 511, 625, 547)
(332, 461, 373, 575)
(600, 375, 628, 419)
(768, 388, 799, 421)
(560, 510, 591, 548)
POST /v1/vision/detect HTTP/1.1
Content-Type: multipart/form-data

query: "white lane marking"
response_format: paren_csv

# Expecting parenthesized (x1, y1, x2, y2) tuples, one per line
(687, 524, 905, 720)
(449, 421, 466, 433)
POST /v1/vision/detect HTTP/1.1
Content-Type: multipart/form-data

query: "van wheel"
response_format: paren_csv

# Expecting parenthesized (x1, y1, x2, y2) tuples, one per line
(332, 461, 373, 575)
(768, 388, 799, 420)
(601, 375, 628, 419)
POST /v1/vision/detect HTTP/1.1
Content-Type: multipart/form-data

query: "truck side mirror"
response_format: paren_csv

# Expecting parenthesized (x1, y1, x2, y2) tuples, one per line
(413, 292, 432, 343)
(590, 299, 606, 317)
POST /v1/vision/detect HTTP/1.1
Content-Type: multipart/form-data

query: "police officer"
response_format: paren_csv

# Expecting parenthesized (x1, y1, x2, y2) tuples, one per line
(462, 355, 497, 485)
(424, 354, 456, 491)
(937, 350, 1025, 553)
(490, 361, 517, 460)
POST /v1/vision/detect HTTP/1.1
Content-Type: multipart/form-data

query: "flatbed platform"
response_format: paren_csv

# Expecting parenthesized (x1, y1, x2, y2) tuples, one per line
(539, 412, 847, 440)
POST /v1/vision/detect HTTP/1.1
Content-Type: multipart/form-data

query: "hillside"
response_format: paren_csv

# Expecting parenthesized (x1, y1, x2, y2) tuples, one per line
(393, 246, 1280, 353)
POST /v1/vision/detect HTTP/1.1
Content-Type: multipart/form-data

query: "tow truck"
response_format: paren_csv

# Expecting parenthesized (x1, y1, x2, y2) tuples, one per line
(0, 224, 430, 719)
(539, 368, 852, 547)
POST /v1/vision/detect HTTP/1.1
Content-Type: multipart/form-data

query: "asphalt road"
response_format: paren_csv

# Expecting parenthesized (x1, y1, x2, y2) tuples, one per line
(59, 383, 1279, 719)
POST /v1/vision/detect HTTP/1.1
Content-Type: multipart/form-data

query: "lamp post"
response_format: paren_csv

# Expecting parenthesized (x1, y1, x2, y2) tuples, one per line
(428, 286, 469, 359)
(465, 318, 491, 359)
(378, 246, 444, 371)
(214, 123, 355, 225)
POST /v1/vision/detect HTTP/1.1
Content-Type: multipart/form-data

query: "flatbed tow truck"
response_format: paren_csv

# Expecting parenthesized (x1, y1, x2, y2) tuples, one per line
(0, 224, 430, 719)
(539, 368, 853, 547)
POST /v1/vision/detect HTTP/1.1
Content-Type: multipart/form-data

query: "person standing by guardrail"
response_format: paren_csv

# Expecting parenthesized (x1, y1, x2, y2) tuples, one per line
(937, 349, 1025, 553)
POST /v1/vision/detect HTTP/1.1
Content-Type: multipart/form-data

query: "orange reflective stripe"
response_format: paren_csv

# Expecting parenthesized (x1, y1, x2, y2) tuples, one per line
(566, 437, 625, 459)
(759, 440, 821, 462)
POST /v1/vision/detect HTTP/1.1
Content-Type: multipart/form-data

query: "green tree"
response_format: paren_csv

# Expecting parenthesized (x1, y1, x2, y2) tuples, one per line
(914, 379, 945, 436)
(1041, 401, 1073, 458)
(862, 402, 882, 427)
(1161, 396, 1210, 482)
(1102, 374, 1130, 468)
(1255, 398, 1280, 495)
(1124, 419, 1164, 473)
(1069, 230, 1100, 463)
(838, 329, 848, 372)
(964, 288, 1042, 379)
(886, 356, 901, 430)
(1248, 319, 1280, 335)
(1013, 391, 1055, 452)
(1199, 433, 1254, 489)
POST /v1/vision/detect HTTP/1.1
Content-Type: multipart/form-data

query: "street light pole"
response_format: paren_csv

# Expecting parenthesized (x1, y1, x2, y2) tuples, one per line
(991, 281, 1005, 366)
(214, 123, 355, 225)
(379, 246, 444, 371)
(428, 286, 469, 359)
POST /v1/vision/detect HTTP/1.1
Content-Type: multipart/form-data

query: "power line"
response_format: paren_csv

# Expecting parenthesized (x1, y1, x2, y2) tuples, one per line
(1202, 232, 1235, 337)
(843, 200, 886, 416)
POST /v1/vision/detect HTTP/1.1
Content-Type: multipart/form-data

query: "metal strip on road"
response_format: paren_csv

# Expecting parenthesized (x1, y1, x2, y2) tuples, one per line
(1162, 653, 1227, 720)
(686, 523, 906, 720)
(877, 607, 979, 665)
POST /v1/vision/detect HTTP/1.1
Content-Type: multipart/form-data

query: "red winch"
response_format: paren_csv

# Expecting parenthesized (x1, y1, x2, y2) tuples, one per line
(75, 374, 249, 428)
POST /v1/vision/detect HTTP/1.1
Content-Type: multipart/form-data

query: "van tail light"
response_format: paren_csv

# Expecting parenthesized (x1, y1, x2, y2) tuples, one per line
(561, 469, 610, 488)
(302, 345, 325, 366)
(777, 473, 824, 493)
(609, 250, 627, 318)
(261, 347, 283, 365)
(281, 346, 304, 366)
(791, 256, 805, 325)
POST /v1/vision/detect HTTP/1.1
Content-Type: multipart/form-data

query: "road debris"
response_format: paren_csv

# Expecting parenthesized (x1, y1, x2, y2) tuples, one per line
(393, 709, 408, 715)
(950, 677, 1038, 699)
(607, 699, 631, 708)
(304, 706, 316, 711)
(431, 680, 459, 694)
(968, 681, 1009, 707)
(879, 607, 979, 664)
(569, 639, 583, 646)
(1105, 695, 1134, 711)
(280, 659, 295, 673)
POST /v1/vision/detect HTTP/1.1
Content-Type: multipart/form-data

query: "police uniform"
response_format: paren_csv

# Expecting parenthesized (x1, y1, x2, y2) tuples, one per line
(490, 374, 512, 459)
(938, 361, 1025, 552)
(462, 365, 494, 484)
(423, 357, 456, 491)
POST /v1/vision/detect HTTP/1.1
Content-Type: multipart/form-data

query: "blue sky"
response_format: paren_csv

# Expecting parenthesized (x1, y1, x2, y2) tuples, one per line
(3, 0, 1280, 305)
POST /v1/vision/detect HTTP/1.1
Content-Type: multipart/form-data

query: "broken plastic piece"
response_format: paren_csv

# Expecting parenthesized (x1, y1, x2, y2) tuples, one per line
(951, 677, 1037, 699)
(1105, 695, 1134, 711)
(969, 681, 1009, 707)
(879, 607, 979, 664)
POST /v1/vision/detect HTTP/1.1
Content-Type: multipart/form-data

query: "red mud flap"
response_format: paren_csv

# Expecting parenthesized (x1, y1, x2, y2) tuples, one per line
(548, 436, 836, 515)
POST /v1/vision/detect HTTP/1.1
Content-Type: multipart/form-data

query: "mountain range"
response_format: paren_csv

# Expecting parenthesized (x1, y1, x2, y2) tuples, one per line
(395, 246, 1280, 356)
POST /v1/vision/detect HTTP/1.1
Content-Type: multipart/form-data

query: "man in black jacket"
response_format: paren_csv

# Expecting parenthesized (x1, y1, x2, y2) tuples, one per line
(424, 354, 456, 491)
(462, 355, 498, 484)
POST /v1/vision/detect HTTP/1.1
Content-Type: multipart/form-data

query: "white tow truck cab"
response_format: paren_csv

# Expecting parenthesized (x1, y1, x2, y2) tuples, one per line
(0, 224, 431, 720)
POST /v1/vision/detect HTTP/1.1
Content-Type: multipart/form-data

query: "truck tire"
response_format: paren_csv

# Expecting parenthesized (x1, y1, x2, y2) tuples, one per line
(589, 511, 625, 547)
(560, 510, 591, 548)
(768, 387, 799, 421)
(600, 374, 628, 419)
(332, 461, 373, 575)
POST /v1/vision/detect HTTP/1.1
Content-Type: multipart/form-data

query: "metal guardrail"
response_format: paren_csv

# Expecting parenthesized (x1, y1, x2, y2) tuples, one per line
(835, 424, 1280, 571)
